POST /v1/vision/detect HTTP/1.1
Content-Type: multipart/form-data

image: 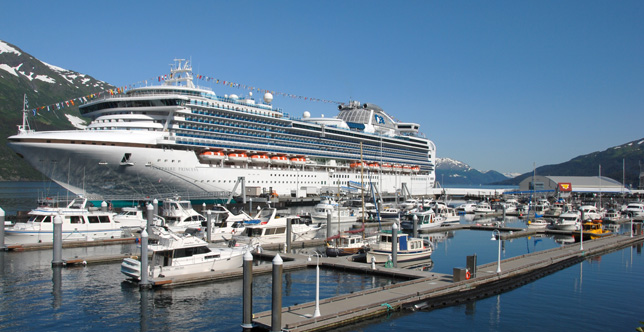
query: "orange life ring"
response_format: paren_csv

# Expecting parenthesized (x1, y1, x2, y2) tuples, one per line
(465, 270, 471, 280)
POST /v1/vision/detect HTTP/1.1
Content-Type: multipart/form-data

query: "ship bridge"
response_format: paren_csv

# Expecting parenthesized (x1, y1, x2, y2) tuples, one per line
(337, 101, 417, 137)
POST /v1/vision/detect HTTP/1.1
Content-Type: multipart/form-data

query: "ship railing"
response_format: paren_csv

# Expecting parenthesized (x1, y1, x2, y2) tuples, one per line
(86, 191, 232, 202)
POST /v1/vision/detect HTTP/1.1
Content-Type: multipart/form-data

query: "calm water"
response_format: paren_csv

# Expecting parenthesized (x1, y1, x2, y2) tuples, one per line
(1, 182, 643, 331)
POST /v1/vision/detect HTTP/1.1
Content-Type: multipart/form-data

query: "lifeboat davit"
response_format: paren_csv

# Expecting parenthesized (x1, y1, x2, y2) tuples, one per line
(250, 154, 269, 164)
(291, 157, 306, 166)
(228, 152, 248, 162)
(270, 155, 290, 165)
(199, 150, 225, 161)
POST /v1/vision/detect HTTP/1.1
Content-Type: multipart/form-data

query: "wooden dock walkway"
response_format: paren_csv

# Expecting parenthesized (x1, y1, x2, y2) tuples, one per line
(251, 233, 644, 332)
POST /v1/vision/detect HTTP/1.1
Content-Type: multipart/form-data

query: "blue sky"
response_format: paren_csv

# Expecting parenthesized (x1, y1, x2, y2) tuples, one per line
(2, 1, 643, 174)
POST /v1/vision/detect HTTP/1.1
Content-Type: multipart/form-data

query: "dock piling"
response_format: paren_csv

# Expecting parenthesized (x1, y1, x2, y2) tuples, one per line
(139, 228, 150, 288)
(242, 250, 254, 331)
(392, 222, 398, 268)
(0, 207, 6, 250)
(52, 265, 62, 308)
(152, 199, 158, 219)
(286, 218, 292, 253)
(206, 211, 212, 243)
(326, 212, 332, 239)
(271, 254, 283, 332)
(412, 214, 418, 238)
(146, 204, 153, 230)
(52, 215, 63, 267)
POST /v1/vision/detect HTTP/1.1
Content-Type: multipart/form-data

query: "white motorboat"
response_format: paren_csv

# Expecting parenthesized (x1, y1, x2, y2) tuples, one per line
(366, 230, 432, 263)
(623, 202, 644, 218)
(579, 205, 602, 220)
(235, 208, 321, 245)
(120, 227, 246, 280)
(160, 198, 206, 233)
(553, 211, 581, 231)
(400, 209, 444, 230)
(430, 201, 460, 223)
(534, 198, 551, 215)
(474, 201, 494, 214)
(456, 201, 477, 214)
(371, 207, 401, 220)
(4, 197, 133, 244)
(499, 199, 520, 214)
(185, 205, 251, 241)
(527, 218, 550, 229)
(310, 198, 357, 225)
(398, 199, 420, 211)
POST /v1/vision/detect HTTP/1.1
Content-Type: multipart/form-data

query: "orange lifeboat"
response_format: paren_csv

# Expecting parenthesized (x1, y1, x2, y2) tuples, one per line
(228, 152, 248, 162)
(393, 164, 403, 172)
(350, 162, 366, 168)
(270, 155, 290, 165)
(382, 163, 393, 171)
(291, 157, 306, 166)
(402, 165, 412, 173)
(411, 166, 420, 172)
(250, 154, 269, 164)
(368, 163, 380, 170)
(199, 150, 225, 161)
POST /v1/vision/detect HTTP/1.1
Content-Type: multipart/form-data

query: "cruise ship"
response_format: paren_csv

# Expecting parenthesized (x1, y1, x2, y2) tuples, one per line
(8, 59, 436, 200)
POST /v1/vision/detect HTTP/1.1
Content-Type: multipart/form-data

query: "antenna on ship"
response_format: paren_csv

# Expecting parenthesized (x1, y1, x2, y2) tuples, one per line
(18, 93, 31, 135)
(164, 58, 195, 89)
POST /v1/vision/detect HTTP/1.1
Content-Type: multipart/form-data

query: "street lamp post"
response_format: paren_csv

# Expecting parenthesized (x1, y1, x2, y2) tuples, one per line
(491, 229, 501, 273)
(308, 253, 321, 317)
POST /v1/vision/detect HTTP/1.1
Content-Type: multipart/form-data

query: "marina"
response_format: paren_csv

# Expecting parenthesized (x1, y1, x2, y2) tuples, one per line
(1, 198, 643, 331)
(1, 176, 644, 332)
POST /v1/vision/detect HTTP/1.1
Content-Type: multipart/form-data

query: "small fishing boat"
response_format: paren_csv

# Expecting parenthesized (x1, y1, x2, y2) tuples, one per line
(573, 220, 612, 241)
(325, 232, 372, 257)
(121, 227, 247, 280)
(366, 230, 432, 263)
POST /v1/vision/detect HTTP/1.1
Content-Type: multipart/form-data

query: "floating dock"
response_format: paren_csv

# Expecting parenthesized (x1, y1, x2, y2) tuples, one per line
(250, 233, 643, 332)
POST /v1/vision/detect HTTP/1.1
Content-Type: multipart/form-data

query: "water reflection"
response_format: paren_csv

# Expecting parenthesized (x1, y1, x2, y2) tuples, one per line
(52, 266, 62, 309)
(140, 288, 150, 332)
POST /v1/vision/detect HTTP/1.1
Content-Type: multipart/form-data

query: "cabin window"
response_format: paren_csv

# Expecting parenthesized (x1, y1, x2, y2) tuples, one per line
(88, 216, 100, 224)
(70, 216, 83, 224)
(99, 216, 110, 223)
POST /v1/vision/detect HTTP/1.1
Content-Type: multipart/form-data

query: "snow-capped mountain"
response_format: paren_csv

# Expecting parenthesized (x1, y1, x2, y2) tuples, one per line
(0, 39, 114, 180)
(436, 157, 510, 186)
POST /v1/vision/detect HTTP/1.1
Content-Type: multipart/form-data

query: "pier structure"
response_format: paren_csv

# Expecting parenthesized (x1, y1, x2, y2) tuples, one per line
(251, 233, 643, 331)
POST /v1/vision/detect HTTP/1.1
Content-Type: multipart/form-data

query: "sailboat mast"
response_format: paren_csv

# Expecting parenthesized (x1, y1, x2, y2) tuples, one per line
(360, 142, 365, 239)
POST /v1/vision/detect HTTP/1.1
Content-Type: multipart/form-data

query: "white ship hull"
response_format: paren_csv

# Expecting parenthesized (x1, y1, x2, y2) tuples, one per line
(10, 130, 434, 198)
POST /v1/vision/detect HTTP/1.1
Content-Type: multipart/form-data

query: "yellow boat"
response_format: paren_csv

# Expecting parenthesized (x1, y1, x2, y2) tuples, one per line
(573, 220, 612, 241)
